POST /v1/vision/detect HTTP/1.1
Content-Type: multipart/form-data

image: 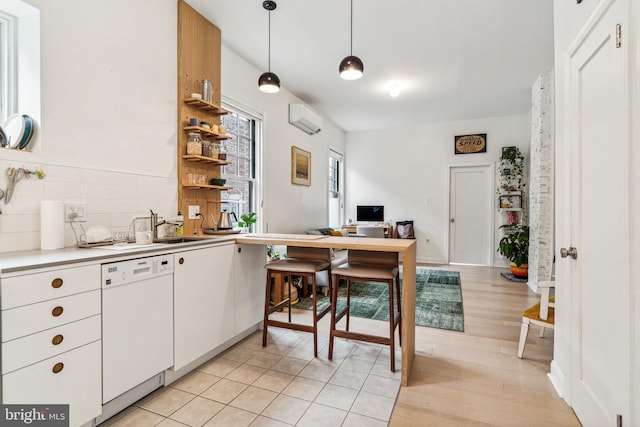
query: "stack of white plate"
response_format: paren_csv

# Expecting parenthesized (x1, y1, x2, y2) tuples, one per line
(2, 114, 35, 150)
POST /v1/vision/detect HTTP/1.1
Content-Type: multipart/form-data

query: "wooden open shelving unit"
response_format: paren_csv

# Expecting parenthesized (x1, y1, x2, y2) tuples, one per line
(177, 1, 229, 235)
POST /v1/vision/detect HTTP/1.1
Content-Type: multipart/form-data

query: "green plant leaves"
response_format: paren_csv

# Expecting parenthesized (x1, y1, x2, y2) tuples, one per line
(497, 224, 529, 267)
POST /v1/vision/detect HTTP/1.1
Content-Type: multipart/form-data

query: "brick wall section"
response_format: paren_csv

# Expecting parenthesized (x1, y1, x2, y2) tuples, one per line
(528, 71, 554, 289)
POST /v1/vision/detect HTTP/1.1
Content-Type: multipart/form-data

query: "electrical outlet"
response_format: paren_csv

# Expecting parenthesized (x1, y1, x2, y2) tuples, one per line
(188, 205, 200, 220)
(65, 202, 87, 222)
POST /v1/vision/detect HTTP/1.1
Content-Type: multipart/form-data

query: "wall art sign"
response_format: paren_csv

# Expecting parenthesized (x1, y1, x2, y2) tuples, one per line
(454, 133, 487, 154)
(291, 146, 311, 186)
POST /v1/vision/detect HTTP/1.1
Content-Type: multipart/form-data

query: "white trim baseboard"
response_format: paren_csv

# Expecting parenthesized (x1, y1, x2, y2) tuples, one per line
(548, 359, 566, 400)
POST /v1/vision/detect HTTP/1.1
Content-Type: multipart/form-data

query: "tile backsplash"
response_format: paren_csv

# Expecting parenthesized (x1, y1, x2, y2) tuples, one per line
(0, 159, 177, 253)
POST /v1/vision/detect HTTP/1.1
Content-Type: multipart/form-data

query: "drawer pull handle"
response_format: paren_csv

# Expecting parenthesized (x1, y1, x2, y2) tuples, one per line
(179, 257, 184, 265)
(52, 334, 64, 345)
(51, 278, 63, 289)
(52, 362, 64, 374)
(51, 306, 64, 317)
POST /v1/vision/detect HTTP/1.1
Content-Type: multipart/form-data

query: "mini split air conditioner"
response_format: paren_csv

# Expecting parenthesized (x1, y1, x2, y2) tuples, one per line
(289, 103, 322, 134)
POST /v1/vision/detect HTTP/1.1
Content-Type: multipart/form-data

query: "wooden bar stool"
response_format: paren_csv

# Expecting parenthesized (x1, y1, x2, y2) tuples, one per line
(328, 250, 401, 371)
(263, 246, 333, 357)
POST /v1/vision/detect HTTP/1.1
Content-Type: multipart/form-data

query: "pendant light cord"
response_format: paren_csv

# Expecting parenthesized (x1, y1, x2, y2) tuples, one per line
(268, 9, 271, 72)
(350, 0, 353, 55)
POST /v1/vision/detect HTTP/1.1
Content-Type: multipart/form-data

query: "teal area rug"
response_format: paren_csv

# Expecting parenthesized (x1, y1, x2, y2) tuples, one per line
(295, 268, 464, 332)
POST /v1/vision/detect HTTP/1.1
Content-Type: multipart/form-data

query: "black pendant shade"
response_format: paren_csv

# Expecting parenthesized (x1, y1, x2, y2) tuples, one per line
(258, 71, 281, 93)
(258, 0, 280, 93)
(339, 55, 364, 80)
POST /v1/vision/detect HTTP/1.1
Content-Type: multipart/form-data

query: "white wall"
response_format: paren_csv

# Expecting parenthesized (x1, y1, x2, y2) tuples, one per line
(220, 45, 345, 234)
(345, 115, 530, 264)
(0, 0, 344, 253)
(0, 0, 179, 252)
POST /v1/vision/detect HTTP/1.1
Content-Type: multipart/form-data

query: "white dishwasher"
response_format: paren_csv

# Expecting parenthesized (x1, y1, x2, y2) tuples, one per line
(101, 254, 174, 404)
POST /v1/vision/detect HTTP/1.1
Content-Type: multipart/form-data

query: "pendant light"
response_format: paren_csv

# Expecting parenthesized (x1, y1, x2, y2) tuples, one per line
(258, 0, 280, 93)
(339, 0, 364, 80)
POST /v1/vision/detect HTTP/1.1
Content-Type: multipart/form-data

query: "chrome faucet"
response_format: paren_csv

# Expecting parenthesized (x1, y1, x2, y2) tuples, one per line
(150, 209, 166, 240)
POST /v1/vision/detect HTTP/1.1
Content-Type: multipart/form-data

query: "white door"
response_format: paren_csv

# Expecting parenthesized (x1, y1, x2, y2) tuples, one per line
(449, 165, 492, 265)
(567, 0, 629, 424)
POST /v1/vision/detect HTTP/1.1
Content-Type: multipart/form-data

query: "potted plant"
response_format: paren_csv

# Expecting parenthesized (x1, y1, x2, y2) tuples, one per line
(497, 224, 529, 278)
(237, 212, 257, 233)
(266, 244, 281, 262)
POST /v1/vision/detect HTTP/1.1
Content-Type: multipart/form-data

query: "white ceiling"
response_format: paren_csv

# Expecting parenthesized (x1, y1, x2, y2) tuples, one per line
(187, 0, 554, 132)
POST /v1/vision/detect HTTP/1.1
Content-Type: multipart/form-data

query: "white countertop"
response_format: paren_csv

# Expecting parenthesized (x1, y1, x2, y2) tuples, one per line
(0, 235, 238, 275)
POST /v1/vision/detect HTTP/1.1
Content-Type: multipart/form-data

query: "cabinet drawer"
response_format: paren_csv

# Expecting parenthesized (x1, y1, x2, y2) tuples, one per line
(2, 340, 102, 427)
(2, 314, 101, 374)
(1, 264, 100, 309)
(1, 290, 101, 342)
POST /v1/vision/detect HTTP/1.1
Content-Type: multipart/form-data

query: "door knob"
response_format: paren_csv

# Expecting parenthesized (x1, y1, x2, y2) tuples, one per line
(560, 247, 578, 259)
(450, 218, 455, 223)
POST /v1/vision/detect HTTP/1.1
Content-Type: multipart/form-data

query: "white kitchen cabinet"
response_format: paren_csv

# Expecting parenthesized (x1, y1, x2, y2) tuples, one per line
(173, 244, 235, 370)
(0, 263, 102, 427)
(2, 315, 100, 375)
(1, 264, 100, 309)
(1, 289, 101, 342)
(2, 341, 102, 427)
(234, 243, 266, 334)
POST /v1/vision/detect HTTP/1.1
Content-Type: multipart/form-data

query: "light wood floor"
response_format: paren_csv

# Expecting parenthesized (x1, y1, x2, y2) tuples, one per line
(389, 264, 581, 427)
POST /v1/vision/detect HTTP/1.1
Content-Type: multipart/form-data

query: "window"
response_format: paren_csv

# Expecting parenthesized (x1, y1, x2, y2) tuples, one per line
(220, 104, 261, 231)
(0, 10, 17, 124)
(328, 149, 344, 228)
(0, 0, 40, 139)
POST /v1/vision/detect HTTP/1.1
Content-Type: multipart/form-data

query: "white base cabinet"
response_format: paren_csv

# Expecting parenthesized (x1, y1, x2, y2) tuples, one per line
(173, 244, 235, 370)
(2, 341, 102, 427)
(0, 240, 266, 426)
(0, 264, 102, 427)
(234, 244, 266, 334)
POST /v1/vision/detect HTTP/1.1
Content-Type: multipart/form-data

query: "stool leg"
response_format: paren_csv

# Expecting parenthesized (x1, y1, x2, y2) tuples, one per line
(395, 273, 402, 345)
(311, 274, 318, 358)
(263, 270, 271, 348)
(388, 279, 395, 372)
(346, 279, 351, 332)
(287, 274, 292, 323)
(328, 274, 339, 360)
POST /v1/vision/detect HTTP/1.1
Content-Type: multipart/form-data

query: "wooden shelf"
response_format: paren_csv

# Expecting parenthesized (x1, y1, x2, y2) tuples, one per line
(184, 126, 231, 140)
(499, 208, 522, 212)
(182, 183, 233, 190)
(499, 191, 522, 196)
(182, 155, 230, 165)
(184, 98, 230, 114)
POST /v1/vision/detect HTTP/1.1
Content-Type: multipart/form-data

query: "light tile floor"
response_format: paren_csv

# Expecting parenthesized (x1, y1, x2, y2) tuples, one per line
(102, 327, 401, 427)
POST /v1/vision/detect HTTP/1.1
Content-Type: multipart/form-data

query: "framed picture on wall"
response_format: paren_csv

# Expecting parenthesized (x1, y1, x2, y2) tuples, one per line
(454, 133, 487, 154)
(291, 146, 311, 186)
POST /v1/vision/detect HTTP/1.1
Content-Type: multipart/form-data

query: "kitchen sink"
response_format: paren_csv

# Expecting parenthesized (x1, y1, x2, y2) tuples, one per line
(153, 236, 204, 244)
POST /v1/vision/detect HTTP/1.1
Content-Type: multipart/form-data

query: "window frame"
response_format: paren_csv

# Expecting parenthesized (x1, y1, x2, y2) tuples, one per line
(220, 98, 263, 232)
(328, 149, 344, 228)
(0, 10, 17, 125)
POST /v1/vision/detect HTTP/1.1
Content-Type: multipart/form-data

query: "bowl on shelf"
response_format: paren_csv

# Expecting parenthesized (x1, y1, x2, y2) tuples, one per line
(210, 178, 226, 186)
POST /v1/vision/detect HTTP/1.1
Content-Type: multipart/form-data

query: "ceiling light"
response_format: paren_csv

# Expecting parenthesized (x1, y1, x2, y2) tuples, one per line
(389, 85, 401, 97)
(258, 1, 280, 93)
(339, 0, 364, 80)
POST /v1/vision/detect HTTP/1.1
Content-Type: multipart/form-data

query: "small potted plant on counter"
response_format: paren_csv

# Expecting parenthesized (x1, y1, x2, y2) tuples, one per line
(237, 212, 257, 233)
(497, 224, 530, 278)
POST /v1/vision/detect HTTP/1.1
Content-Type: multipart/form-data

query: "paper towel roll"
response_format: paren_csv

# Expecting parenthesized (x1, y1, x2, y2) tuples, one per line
(41, 201, 65, 250)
